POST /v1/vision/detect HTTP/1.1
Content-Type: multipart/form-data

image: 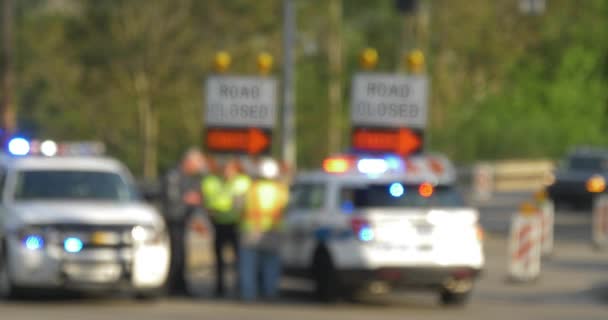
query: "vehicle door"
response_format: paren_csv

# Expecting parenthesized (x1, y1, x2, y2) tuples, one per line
(281, 181, 328, 269)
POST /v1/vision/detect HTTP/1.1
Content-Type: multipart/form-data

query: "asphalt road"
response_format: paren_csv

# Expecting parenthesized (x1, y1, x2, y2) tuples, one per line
(2, 193, 608, 320)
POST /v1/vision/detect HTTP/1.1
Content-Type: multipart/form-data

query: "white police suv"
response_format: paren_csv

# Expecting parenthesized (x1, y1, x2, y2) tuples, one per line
(281, 153, 484, 305)
(0, 139, 169, 299)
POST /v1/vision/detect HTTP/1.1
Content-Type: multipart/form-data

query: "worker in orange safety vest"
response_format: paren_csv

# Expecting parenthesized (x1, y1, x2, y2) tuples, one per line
(238, 157, 289, 301)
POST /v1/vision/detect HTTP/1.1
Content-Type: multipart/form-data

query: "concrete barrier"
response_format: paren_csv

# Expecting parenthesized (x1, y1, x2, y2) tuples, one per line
(460, 159, 555, 201)
(493, 160, 555, 192)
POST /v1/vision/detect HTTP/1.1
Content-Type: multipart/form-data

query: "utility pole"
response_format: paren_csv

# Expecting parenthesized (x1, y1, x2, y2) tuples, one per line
(327, 0, 342, 155)
(397, 0, 418, 71)
(282, 0, 297, 168)
(1, 0, 16, 146)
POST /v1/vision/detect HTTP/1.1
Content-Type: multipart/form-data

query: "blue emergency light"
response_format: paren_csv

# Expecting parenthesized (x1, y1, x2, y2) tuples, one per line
(384, 155, 404, 170)
(8, 137, 30, 156)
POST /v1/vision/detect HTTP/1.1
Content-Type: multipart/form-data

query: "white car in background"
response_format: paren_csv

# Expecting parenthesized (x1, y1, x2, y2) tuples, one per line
(0, 140, 170, 299)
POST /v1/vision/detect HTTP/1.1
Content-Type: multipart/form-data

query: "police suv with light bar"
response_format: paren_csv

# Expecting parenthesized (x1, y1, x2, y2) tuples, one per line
(0, 139, 169, 299)
(281, 154, 484, 305)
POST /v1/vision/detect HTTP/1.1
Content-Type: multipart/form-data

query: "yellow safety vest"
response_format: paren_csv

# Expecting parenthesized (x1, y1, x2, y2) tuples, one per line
(241, 180, 289, 232)
(202, 174, 252, 224)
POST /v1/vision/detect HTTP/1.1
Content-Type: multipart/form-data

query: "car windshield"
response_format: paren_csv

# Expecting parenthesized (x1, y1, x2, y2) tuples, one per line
(568, 156, 608, 171)
(13, 170, 138, 202)
(340, 183, 465, 210)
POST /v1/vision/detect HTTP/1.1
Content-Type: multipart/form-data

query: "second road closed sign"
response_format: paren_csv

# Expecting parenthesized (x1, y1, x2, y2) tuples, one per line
(205, 76, 277, 128)
(351, 74, 428, 129)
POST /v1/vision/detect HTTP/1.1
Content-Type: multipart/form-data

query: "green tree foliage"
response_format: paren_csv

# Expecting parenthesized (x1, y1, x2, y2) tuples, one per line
(5, 0, 608, 175)
(434, 0, 608, 162)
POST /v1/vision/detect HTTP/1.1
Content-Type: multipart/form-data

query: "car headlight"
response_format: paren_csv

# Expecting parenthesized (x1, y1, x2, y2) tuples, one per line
(586, 175, 606, 193)
(131, 225, 164, 244)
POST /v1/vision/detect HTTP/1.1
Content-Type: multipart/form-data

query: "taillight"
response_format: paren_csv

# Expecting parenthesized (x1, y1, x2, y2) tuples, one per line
(351, 217, 374, 242)
(419, 182, 434, 198)
(476, 224, 484, 242)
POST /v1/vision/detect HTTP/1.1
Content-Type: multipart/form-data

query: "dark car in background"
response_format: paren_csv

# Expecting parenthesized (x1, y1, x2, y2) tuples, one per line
(546, 148, 608, 209)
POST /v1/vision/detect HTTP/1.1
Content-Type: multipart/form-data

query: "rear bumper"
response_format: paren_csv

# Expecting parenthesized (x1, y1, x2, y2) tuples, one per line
(338, 266, 482, 292)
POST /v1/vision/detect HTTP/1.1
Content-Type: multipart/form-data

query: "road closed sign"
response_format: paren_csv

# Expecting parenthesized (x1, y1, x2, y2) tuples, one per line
(205, 76, 277, 128)
(351, 74, 428, 128)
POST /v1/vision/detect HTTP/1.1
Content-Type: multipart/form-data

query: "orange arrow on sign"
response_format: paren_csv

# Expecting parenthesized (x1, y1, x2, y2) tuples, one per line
(352, 128, 422, 155)
(206, 128, 270, 154)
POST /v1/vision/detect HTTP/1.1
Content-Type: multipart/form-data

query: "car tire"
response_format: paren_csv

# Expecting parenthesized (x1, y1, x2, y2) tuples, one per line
(134, 287, 166, 302)
(312, 247, 339, 303)
(439, 289, 471, 306)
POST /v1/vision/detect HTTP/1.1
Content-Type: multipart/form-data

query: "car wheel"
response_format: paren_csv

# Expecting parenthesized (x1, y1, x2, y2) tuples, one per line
(312, 248, 339, 303)
(134, 287, 166, 302)
(439, 288, 472, 306)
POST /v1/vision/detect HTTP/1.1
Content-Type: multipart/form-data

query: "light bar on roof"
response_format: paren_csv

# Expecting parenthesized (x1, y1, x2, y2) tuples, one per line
(384, 155, 403, 170)
(25, 140, 106, 157)
(57, 142, 106, 156)
(323, 157, 352, 173)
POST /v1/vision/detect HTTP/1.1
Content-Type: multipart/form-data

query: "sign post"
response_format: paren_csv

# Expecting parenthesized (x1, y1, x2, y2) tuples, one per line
(204, 76, 277, 155)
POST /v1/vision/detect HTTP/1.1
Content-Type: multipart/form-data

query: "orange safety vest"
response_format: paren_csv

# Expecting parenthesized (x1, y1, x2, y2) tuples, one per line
(241, 179, 289, 233)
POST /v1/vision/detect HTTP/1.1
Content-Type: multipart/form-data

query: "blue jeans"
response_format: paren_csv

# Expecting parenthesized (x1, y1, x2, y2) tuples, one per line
(239, 246, 281, 301)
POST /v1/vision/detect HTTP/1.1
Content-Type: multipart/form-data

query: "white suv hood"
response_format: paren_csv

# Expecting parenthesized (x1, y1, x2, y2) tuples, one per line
(8, 201, 163, 227)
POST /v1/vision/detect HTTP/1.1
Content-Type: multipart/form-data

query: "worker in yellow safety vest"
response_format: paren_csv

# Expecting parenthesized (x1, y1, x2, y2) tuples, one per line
(238, 158, 289, 301)
(201, 158, 251, 297)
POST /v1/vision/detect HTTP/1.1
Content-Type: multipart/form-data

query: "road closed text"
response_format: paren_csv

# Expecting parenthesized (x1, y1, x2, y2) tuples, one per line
(205, 77, 277, 128)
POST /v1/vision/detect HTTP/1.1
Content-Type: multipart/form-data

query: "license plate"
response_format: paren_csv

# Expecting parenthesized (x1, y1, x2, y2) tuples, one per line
(64, 263, 122, 283)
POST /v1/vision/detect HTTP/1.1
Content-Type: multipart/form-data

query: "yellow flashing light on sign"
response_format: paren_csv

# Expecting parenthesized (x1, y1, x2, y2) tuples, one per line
(214, 51, 232, 73)
(360, 48, 378, 70)
(256, 52, 273, 75)
(406, 49, 425, 74)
